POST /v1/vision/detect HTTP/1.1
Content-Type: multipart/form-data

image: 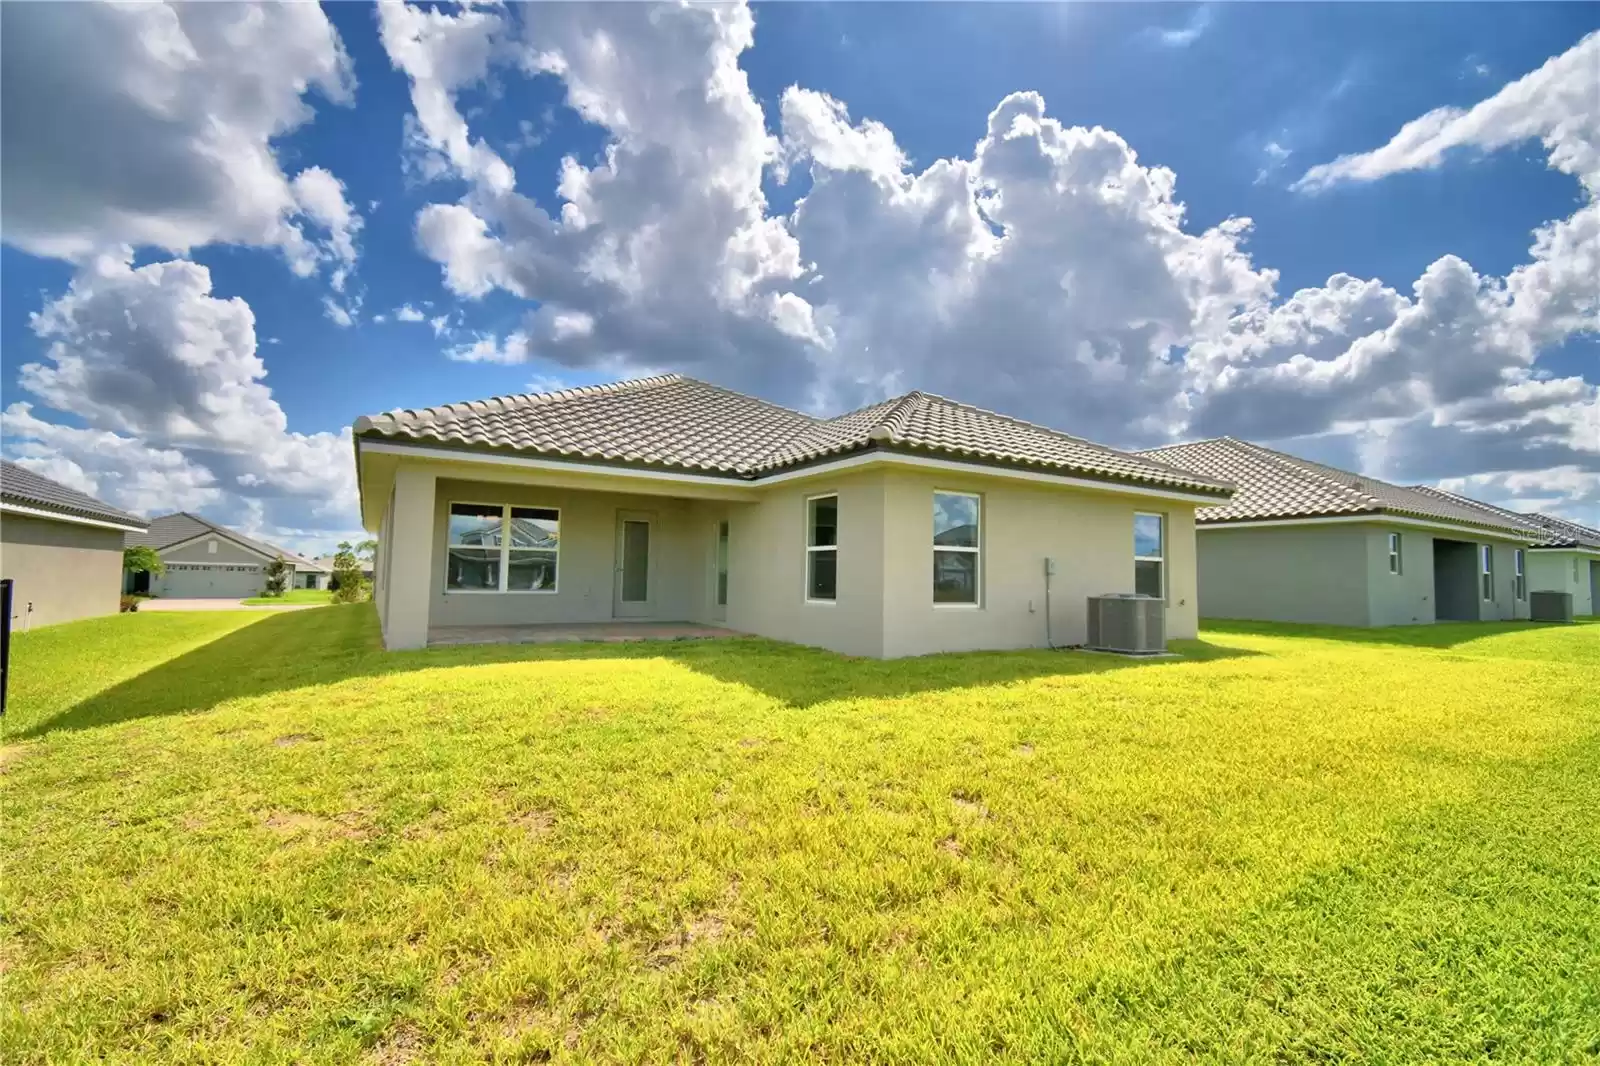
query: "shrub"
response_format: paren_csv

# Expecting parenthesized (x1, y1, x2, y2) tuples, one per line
(261, 555, 291, 598)
(119, 595, 141, 613)
(331, 541, 370, 604)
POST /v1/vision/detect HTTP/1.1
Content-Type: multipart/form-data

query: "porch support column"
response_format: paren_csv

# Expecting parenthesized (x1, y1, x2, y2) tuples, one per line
(383, 464, 437, 650)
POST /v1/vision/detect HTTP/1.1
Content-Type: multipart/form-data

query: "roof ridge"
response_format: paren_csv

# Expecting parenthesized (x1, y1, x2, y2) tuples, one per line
(355, 373, 687, 432)
(893, 389, 1167, 467)
(1220, 437, 1382, 511)
(863, 391, 927, 443)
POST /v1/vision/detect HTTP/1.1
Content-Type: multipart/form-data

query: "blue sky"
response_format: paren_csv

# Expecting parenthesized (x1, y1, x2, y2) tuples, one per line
(1, 2, 1596, 549)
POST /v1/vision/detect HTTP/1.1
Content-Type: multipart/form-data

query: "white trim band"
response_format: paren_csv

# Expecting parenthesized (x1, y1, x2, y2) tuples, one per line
(1199, 513, 1542, 543)
(0, 500, 147, 533)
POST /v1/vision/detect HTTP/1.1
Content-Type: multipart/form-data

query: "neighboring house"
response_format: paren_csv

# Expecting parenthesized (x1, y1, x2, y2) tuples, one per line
(0, 460, 149, 629)
(1408, 487, 1600, 616)
(308, 555, 375, 588)
(353, 374, 1234, 656)
(1136, 438, 1540, 627)
(124, 513, 330, 598)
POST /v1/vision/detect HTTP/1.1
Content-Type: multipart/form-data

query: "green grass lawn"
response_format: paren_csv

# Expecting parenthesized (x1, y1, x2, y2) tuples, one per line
(238, 588, 336, 606)
(3, 610, 1598, 1064)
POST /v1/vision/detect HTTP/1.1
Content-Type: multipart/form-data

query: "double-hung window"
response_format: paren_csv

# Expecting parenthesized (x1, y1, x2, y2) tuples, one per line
(1513, 549, 1526, 601)
(932, 491, 981, 605)
(1134, 512, 1165, 598)
(805, 495, 837, 602)
(1387, 532, 1402, 575)
(1479, 544, 1494, 601)
(446, 502, 559, 593)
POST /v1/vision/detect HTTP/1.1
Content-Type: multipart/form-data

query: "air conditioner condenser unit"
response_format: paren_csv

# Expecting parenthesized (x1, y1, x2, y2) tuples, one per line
(1085, 593, 1166, 655)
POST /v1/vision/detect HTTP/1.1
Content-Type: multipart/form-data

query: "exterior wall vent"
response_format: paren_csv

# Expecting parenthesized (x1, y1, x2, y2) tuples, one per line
(1086, 593, 1166, 654)
(1529, 591, 1574, 623)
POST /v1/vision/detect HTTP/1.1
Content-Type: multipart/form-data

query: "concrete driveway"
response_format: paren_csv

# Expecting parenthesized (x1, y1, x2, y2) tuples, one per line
(137, 598, 320, 612)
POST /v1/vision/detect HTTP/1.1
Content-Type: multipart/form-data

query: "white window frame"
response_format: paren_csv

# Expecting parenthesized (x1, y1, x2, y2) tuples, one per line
(1513, 549, 1526, 601)
(1387, 532, 1402, 575)
(804, 493, 838, 605)
(1134, 511, 1167, 600)
(1480, 544, 1494, 601)
(932, 490, 982, 608)
(444, 500, 560, 595)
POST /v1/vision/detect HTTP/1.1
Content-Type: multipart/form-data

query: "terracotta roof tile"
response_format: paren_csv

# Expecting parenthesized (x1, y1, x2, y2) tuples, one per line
(1136, 438, 1539, 538)
(356, 375, 1232, 496)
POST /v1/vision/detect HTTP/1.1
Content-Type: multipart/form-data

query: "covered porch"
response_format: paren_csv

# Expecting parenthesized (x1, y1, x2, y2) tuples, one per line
(366, 450, 754, 651)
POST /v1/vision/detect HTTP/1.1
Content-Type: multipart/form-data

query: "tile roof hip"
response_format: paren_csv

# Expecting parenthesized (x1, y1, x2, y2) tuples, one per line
(355, 375, 1233, 496)
(0, 459, 147, 528)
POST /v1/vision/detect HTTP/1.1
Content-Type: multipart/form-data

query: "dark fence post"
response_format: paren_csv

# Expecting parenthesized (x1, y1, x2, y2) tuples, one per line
(0, 578, 12, 717)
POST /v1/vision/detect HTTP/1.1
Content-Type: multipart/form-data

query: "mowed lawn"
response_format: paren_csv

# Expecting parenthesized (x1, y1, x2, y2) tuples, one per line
(237, 589, 337, 606)
(3, 609, 1598, 1064)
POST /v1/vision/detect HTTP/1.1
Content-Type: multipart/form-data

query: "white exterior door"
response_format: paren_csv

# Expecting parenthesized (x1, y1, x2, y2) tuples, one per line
(613, 514, 653, 618)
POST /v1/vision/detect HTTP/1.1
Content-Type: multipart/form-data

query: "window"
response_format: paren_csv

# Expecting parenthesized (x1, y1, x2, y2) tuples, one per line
(1513, 549, 1526, 601)
(1134, 512, 1165, 598)
(932, 491, 980, 604)
(805, 495, 837, 602)
(446, 502, 559, 593)
(715, 521, 729, 607)
(1387, 532, 1402, 575)
(1480, 544, 1494, 601)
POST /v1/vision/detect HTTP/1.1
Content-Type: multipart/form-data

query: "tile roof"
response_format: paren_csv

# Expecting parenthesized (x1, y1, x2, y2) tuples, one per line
(1407, 486, 1600, 549)
(1135, 437, 1539, 538)
(0, 459, 147, 529)
(355, 374, 1232, 497)
(127, 512, 326, 569)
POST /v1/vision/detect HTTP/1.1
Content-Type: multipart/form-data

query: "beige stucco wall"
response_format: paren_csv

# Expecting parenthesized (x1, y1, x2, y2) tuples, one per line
(879, 468, 1198, 657)
(724, 469, 887, 658)
(372, 455, 1206, 656)
(0, 514, 126, 628)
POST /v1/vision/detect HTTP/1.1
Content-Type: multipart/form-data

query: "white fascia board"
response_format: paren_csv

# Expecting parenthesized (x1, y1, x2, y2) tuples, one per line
(752, 450, 1230, 504)
(0, 500, 147, 534)
(1527, 545, 1600, 557)
(356, 439, 752, 489)
(1199, 513, 1543, 543)
(358, 438, 1231, 505)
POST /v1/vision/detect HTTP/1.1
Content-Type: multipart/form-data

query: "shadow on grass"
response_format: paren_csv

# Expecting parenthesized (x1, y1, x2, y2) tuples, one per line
(1201, 616, 1593, 650)
(21, 605, 1257, 738)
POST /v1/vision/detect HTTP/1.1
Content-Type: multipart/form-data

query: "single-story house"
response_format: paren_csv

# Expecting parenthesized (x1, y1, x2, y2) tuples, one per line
(1409, 487, 1600, 616)
(1, 459, 149, 628)
(308, 555, 375, 588)
(353, 374, 1235, 656)
(124, 513, 330, 597)
(1135, 437, 1540, 627)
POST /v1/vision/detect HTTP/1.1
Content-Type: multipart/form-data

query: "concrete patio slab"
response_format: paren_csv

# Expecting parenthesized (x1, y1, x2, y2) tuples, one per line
(427, 621, 741, 648)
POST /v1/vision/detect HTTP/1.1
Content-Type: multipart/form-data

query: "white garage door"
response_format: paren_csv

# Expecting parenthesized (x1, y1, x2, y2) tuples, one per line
(158, 563, 265, 598)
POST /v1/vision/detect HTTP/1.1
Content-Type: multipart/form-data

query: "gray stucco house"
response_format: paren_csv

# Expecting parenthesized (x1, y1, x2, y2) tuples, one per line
(353, 374, 1235, 656)
(125, 513, 330, 598)
(1410, 487, 1599, 616)
(1136, 438, 1540, 627)
(0, 459, 148, 629)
